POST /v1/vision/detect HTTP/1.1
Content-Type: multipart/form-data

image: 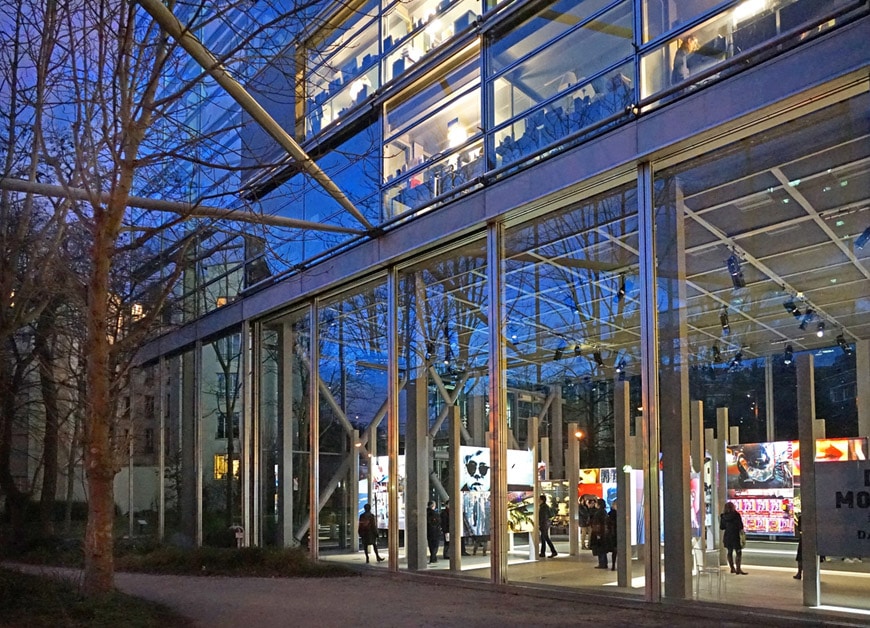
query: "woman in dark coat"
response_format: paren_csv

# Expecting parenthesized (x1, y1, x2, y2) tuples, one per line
(590, 499, 610, 569)
(358, 503, 384, 563)
(720, 501, 747, 574)
(605, 501, 618, 571)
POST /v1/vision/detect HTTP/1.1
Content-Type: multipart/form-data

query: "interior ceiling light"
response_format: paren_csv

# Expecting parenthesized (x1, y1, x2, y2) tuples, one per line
(856, 225, 870, 249)
(616, 274, 626, 301)
(729, 351, 743, 370)
(574, 345, 582, 358)
(615, 359, 626, 373)
(720, 308, 730, 335)
(783, 345, 793, 365)
(727, 254, 746, 289)
(798, 308, 815, 331)
(837, 334, 853, 356)
(816, 321, 826, 338)
(553, 346, 564, 361)
(712, 344, 723, 363)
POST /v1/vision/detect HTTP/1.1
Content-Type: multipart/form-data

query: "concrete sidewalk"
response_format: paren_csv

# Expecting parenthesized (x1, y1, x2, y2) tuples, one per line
(8, 564, 863, 627)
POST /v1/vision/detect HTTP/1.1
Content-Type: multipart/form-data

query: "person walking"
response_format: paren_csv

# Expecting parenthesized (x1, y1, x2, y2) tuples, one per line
(590, 499, 609, 569)
(358, 503, 384, 563)
(426, 501, 442, 564)
(720, 501, 747, 575)
(538, 495, 558, 558)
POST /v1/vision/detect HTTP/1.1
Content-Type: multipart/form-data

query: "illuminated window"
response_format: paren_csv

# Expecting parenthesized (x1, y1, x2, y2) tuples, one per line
(214, 454, 240, 480)
(216, 411, 240, 439)
(216, 296, 228, 308)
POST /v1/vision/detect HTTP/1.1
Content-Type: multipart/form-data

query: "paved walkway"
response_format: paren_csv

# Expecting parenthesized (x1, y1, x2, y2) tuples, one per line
(10, 564, 866, 628)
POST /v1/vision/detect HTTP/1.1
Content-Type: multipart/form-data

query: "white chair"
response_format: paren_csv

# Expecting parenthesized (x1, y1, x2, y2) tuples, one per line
(693, 545, 725, 599)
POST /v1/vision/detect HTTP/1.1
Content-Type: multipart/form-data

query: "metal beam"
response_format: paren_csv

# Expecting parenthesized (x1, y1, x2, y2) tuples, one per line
(136, 0, 375, 232)
(0, 177, 364, 235)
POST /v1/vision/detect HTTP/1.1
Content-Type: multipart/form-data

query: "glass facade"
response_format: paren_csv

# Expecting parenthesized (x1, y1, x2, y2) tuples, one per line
(144, 0, 869, 618)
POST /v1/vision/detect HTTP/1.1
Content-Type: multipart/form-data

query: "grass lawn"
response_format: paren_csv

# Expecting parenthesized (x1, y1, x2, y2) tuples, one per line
(0, 567, 192, 628)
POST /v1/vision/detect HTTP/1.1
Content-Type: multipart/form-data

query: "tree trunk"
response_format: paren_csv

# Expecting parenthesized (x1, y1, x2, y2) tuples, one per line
(35, 304, 60, 538)
(0, 337, 32, 550)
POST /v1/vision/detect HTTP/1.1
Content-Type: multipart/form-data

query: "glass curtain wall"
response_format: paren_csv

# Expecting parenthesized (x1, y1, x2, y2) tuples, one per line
(200, 332, 244, 546)
(316, 279, 390, 561)
(397, 238, 491, 577)
(259, 309, 312, 548)
(164, 349, 198, 545)
(653, 93, 868, 608)
(502, 182, 643, 591)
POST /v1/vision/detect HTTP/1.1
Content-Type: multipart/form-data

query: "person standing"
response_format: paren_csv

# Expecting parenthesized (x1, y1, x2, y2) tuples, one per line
(358, 503, 384, 564)
(578, 499, 592, 550)
(538, 495, 558, 558)
(440, 500, 451, 559)
(720, 501, 747, 575)
(590, 498, 609, 568)
(793, 512, 803, 580)
(426, 501, 442, 564)
(606, 501, 618, 571)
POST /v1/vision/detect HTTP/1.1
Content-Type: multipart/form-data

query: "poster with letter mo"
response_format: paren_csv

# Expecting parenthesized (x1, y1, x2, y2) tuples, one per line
(814, 460, 870, 557)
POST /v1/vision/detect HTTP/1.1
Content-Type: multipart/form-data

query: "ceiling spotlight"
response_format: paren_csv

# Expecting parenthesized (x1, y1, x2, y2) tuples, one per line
(783, 345, 793, 365)
(553, 346, 564, 361)
(425, 342, 435, 361)
(798, 308, 815, 330)
(816, 321, 825, 338)
(574, 345, 582, 358)
(616, 274, 626, 301)
(729, 351, 743, 370)
(783, 299, 801, 319)
(593, 350, 604, 367)
(720, 308, 730, 335)
(712, 344, 723, 363)
(727, 254, 746, 289)
(856, 225, 870, 249)
(615, 359, 626, 373)
(836, 334, 853, 356)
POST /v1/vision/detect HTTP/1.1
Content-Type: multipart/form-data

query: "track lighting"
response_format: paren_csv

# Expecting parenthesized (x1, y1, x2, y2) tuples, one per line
(574, 345, 582, 358)
(712, 344, 722, 363)
(593, 350, 604, 367)
(816, 321, 825, 338)
(783, 299, 801, 319)
(727, 254, 745, 289)
(837, 334, 853, 356)
(783, 345, 793, 365)
(615, 359, 626, 373)
(720, 308, 730, 335)
(553, 346, 564, 361)
(729, 351, 743, 370)
(616, 274, 626, 301)
(798, 308, 815, 331)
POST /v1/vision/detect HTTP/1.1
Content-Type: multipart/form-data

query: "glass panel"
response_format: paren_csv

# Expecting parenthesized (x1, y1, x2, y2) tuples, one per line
(201, 332, 244, 546)
(503, 183, 643, 592)
(639, 0, 861, 100)
(491, 2, 634, 126)
(306, 0, 379, 72)
(489, 0, 618, 74)
(384, 140, 484, 218)
(383, 0, 481, 83)
(164, 352, 193, 543)
(398, 238, 490, 577)
(653, 93, 868, 608)
(306, 19, 380, 138)
(492, 63, 634, 169)
(641, 0, 726, 43)
(317, 278, 390, 564)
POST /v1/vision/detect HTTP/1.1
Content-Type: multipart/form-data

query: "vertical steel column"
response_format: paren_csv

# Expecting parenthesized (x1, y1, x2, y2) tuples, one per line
(487, 221, 508, 583)
(242, 322, 255, 546)
(387, 269, 400, 570)
(764, 361, 775, 441)
(194, 339, 203, 547)
(857, 340, 870, 438)
(715, 408, 728, 565)
(449, 406, 462, 570)
(309, 301, 320, 560)
(690, 400, 704, 556)
(796, 353, 820, 606)
(529, 417, 540, 561)
(567, 422, 580, 556)
(281, 322, 295, 546)
(158, 357, 166, 542)
(638, 162, 661, 602)
(614, 380, 631, 587)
